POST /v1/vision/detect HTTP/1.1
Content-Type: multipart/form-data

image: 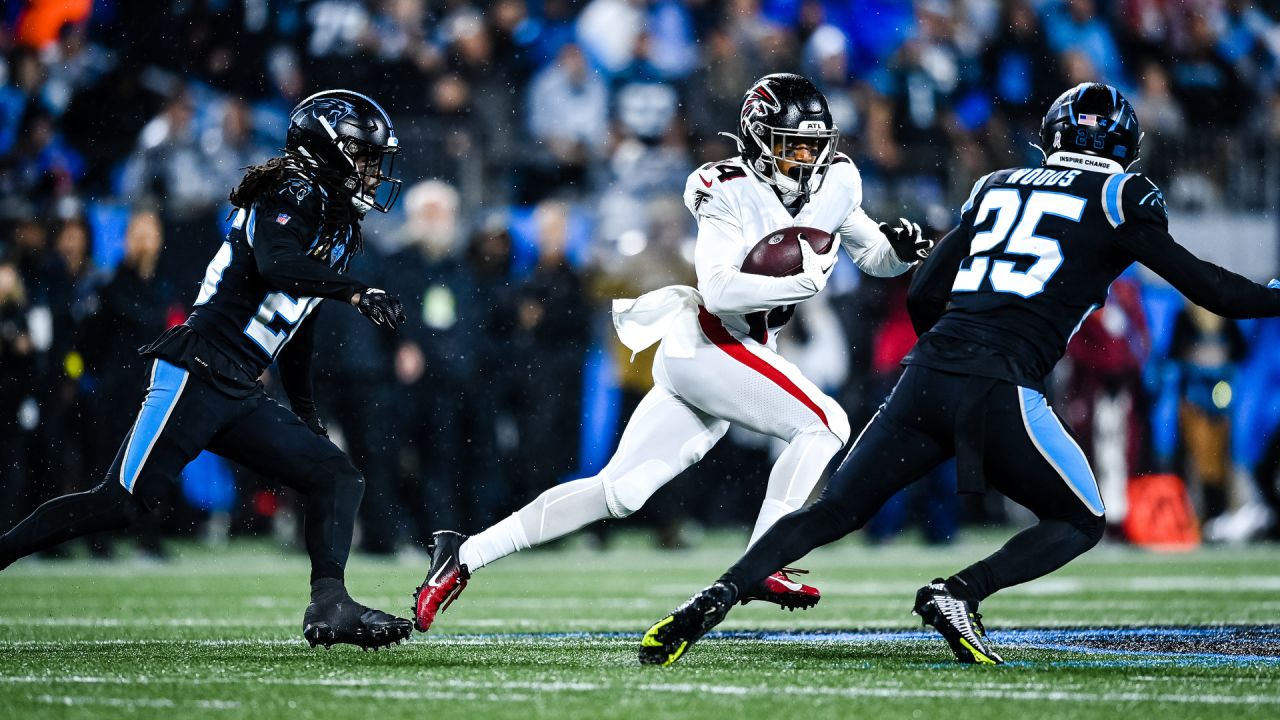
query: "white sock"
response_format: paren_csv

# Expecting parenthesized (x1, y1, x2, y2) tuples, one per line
(748, 430, 843, 547)
(458, 477, 612, 572)
(459, 514, 529, 572)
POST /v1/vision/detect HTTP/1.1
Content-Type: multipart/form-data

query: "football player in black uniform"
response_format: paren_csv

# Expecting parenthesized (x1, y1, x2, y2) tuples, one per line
(0, 89, 412, 650)
(639, 83, 1280, 666)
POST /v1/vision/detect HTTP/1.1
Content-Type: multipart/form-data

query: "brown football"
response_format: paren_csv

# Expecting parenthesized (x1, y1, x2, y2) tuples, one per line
(739, 226, 835, 277)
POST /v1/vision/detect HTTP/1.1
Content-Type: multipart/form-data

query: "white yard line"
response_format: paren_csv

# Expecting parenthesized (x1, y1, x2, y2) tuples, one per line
(5, 672, 1278, 707)
(31, 694, 240, 710)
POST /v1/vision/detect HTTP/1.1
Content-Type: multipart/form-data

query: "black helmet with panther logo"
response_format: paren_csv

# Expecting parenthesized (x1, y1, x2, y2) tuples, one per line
(737, 73, 839, 203)
(1039, 82, 1142, 172)
(286, 89, 402, 213)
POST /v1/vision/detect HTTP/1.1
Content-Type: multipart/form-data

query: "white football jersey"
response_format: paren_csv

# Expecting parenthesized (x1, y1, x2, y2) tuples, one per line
(682, 153, 910, 342)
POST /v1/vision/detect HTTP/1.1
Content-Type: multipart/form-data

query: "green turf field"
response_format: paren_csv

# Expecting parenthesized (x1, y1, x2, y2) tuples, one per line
(1, 531, 1278, 719)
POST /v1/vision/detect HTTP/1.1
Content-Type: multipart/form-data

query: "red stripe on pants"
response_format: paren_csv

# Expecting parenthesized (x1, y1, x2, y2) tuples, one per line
(696, 307, 829, 429)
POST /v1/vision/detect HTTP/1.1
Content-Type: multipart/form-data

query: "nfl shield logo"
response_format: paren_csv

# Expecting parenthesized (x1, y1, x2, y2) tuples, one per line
(276, 213, 291, 225)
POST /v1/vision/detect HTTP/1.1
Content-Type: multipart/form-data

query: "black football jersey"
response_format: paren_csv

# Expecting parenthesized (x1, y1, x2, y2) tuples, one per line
(143, 171, 365, 393)
(905, 164, 1280, 390)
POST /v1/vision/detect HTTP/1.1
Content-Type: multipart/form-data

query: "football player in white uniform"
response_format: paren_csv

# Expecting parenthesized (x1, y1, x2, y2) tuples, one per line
(411, 73, 933, 632)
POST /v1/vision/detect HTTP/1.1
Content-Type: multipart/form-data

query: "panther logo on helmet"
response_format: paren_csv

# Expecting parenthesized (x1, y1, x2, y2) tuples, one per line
(293, 98, 355, 130)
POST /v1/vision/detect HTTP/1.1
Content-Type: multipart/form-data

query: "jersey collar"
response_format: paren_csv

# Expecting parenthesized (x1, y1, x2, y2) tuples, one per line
(1045, 152, 1124, 175)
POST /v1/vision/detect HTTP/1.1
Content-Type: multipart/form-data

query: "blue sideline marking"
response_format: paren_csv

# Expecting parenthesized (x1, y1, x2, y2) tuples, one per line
(440, 626, 1280, 666)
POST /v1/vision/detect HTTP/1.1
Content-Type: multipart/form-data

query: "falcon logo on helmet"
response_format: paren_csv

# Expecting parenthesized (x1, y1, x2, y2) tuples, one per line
(735, 73, 840, 205)
(741, 81, 782, 121)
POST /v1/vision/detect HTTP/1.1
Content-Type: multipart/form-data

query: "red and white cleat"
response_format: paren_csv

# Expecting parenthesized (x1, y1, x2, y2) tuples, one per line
(411, 530, 470, 632)
(739, 567, 821, 611)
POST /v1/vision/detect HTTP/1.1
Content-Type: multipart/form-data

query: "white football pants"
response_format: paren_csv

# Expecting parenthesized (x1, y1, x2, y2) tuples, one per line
(459, 307, 850, 572)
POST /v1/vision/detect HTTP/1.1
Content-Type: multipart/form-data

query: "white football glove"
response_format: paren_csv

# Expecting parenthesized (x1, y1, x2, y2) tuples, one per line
(795, 238, 841, 295)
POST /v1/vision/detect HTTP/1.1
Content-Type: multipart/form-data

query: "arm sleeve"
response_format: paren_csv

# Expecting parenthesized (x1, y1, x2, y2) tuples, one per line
(907, 224, 971, 336)
(1111, 174, 1280, 320)
(837, 207, 913, 277)
(276, 310, 318, 419)
(685, 170, 820, 314)
(251, 186, 367, 302)
(1118, 223, 1280, 319)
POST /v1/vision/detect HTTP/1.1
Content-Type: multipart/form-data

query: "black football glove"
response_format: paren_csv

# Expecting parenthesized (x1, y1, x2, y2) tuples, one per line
(880, 218, 933, 263)
(355, 288, 406, 330)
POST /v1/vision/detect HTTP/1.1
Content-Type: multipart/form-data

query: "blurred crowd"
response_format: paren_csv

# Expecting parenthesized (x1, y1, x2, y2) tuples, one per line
(3, 0, 1280, 559)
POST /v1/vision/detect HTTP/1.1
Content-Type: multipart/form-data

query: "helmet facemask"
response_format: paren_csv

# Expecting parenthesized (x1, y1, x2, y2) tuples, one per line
(287, 89, 404, 215)
(746, 121, 839, 204)
(341, 137, 402, 214)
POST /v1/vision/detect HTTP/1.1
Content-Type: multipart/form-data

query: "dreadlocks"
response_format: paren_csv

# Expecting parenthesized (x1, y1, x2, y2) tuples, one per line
(229, 151, 364, 259)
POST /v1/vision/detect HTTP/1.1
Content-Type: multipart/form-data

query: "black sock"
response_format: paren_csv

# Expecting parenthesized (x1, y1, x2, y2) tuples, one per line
(302, 460, 364, 585)
(949, 517, 1103, 604)
(712, 576, 742, 605)
(0, 481, 143, 568)
(310, 577, 349, 602)
(720, 500, 857, 598)
(945, 573, 982, 605)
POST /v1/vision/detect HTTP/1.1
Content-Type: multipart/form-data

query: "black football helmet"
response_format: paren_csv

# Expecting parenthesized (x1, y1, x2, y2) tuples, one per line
(287, 89, 402, 213)
(737, 73, 839, 202)
(1039, 83, 1142, 171)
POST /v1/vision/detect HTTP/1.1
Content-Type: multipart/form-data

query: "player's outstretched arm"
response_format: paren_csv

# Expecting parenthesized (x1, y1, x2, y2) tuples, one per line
(1111, 175, 1280, 319)
(1119, 223, 1280, 319)
(906, 224, 970, 335)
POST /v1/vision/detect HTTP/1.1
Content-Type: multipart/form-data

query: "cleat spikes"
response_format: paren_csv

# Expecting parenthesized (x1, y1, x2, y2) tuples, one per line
(639, 582, 737, 666)
(912, 581, 1004, 665)
(303, 585, 414, 651)
(412, 530, 471, 633)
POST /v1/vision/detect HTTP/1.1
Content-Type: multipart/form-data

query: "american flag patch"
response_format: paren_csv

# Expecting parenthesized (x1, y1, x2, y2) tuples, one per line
(276, 213, 290, 225)
(1077, 113, 1099, 126)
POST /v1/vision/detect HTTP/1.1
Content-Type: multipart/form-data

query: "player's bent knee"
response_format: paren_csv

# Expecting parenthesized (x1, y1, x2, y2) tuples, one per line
(94, 479, 149, 524)
(603, 461, 674, 519)
(792, 402, 849, 446)
(823, 402, 851, 445)
(1072, 511, 1106, 549)
(312, 455, 365, 496)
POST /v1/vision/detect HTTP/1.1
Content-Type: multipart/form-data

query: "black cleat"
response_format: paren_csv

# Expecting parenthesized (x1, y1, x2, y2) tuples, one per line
(412, 530, 470, 633)
(639, 582, 737, 666)
(303, 579, 412, 651)
(912, 578, 1003, 665)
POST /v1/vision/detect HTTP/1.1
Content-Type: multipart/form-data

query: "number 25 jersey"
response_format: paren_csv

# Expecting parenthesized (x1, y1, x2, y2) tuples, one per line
(906, 164, 1280, 390)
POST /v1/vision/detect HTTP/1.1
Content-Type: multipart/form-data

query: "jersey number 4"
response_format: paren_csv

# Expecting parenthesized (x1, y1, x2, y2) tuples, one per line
(953, 189, 1086, 298)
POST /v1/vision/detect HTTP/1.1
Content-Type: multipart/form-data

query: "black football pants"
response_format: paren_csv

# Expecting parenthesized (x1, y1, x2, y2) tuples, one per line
(721, 365, 1106, 604)
(0, 359, 363, 583)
